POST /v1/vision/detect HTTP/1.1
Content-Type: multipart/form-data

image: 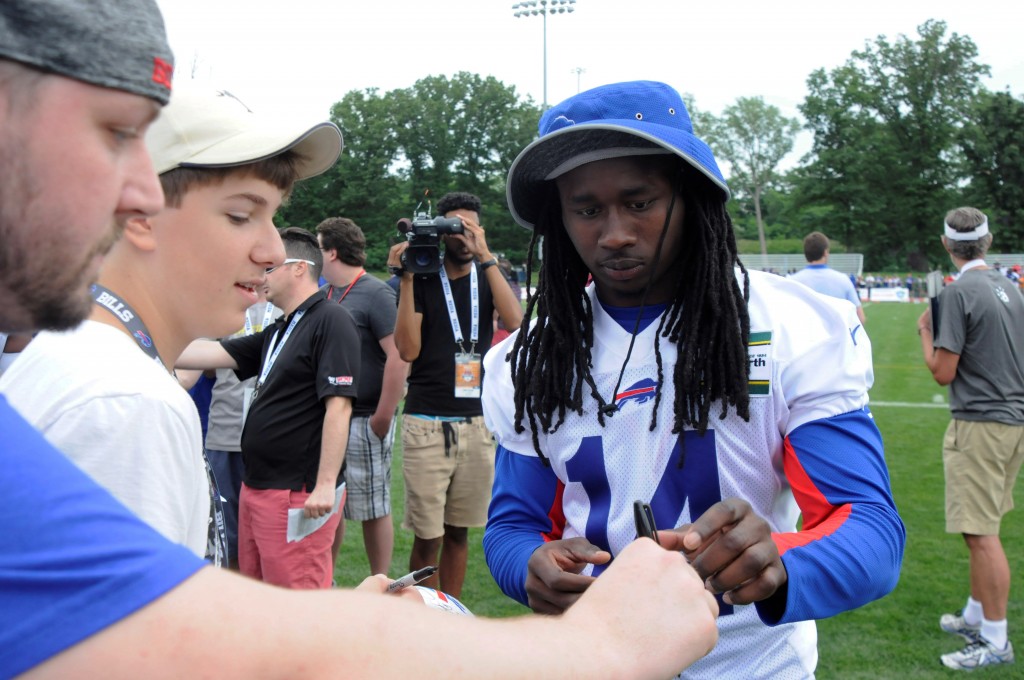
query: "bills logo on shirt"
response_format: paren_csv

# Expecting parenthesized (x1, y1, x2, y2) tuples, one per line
(615, 378, 658, 409)
(327, 375, 353, 386)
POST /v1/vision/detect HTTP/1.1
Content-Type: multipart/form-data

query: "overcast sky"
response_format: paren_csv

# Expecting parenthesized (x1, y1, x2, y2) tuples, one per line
(157, 0, 1023, 164)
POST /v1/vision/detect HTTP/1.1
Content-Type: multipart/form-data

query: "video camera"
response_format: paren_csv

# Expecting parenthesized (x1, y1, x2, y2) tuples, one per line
(396, 200, 464, 274)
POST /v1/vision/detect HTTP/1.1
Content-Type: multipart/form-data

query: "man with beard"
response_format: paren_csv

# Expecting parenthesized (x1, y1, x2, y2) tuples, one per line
(0, 2, 720, 677)
(1, 83, 344, 562)
(387, 191, 523, 597)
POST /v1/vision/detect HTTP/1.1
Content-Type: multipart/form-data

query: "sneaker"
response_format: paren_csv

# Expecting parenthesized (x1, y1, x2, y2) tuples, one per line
(940, 611, 981, 641)
(940, 639, 1014, 671)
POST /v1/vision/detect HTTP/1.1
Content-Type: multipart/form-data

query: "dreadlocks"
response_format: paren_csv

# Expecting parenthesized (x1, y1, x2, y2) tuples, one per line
(509, 162, 751, 465)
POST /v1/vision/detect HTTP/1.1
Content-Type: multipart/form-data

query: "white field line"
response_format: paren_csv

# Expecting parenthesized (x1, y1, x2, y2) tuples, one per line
(871, 401, 949, 409)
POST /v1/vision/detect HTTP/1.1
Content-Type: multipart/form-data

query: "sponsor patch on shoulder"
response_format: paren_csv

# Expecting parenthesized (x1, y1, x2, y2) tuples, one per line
(747, 331, 772, 396)
(327, 375, 353, 386)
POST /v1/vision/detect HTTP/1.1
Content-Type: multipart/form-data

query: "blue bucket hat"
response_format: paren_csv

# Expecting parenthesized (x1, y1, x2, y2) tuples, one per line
(506, 80, 729, 229)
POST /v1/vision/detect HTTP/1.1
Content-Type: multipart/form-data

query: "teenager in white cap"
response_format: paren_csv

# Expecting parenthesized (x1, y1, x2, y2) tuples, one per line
(1, 4, 719, 675)
(2, 83, 342, 564)
(484, 80, 906, 677)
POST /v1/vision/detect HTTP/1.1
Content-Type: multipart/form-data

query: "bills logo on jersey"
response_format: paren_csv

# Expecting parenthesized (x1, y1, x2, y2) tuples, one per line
(133, 330, 153, 348)
(615, 378, 658, 409)
(327, 375, 353, 386)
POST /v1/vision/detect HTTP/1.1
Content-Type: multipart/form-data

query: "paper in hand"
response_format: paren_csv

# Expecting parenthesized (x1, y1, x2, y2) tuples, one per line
(286, 482, 346, 542)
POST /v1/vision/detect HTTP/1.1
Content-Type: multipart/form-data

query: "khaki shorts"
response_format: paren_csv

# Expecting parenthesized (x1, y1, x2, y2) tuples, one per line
(943, 419, 1024, 535)
(401, 415, 495, 540)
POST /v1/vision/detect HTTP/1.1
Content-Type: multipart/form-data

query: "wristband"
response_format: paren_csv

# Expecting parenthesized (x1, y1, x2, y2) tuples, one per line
(388, 265, 406, 277)
(479, 257, 498, 270)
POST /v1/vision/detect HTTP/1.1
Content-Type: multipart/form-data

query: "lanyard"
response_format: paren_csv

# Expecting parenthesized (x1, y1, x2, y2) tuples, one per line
(243, 302, 278, 336)
(255, 309, 305, 392)
(327, 269, 365, 303)
(439, 264, 479, 354)
(91, 284, 164, 368)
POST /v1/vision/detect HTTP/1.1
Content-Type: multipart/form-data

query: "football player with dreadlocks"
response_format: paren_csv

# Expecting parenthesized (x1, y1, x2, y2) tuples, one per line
(482, 81, 906, 677)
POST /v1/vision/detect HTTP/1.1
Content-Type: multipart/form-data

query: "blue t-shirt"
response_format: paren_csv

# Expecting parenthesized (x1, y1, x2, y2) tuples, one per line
(0, 395, 205, 677)
(789, 264, 862, 308)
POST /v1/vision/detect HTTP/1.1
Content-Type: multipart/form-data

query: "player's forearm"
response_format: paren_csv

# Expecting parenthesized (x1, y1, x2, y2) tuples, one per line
(484, 445, 561, 605)
(769, 412, 905, 623)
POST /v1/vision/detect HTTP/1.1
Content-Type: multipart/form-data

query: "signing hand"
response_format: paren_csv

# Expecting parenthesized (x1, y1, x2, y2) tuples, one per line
(563, 538, 719, 679)
(355, 574, 428, 604)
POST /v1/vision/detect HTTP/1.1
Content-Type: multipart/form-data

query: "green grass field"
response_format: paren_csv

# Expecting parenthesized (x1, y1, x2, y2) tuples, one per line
(333, 301, 1023, 676)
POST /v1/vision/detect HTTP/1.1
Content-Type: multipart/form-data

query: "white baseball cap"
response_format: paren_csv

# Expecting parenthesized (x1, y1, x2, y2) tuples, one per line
(147, 85, 342, 179)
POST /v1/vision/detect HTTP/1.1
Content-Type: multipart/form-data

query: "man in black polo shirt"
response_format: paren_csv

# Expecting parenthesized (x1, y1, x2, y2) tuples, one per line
(387, 191, 523, 597)
(180, 228, 360, 589)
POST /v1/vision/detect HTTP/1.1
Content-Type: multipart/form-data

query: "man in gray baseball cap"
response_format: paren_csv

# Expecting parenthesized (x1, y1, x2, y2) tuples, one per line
(0, 0, 174, 334)
(0, 4, 719, 679)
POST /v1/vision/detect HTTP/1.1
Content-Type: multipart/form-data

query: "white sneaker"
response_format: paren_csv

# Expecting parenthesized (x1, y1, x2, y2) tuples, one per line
(940, 610, 981, 642)
(940, 638, 1014, 671)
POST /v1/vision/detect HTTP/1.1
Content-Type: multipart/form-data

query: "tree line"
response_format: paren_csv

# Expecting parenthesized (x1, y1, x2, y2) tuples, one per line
(278, 20, 1023, 272)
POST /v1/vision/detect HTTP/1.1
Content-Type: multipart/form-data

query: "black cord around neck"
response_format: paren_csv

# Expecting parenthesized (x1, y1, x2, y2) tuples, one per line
(599, 192, 677, 417)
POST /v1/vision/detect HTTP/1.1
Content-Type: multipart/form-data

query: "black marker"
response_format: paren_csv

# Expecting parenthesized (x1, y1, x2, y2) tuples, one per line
(634, 500, 659, 543)
(387, 565, 438, 593)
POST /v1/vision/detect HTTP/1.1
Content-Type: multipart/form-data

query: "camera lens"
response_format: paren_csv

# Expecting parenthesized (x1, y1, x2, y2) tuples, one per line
(414, 251, 433, 268)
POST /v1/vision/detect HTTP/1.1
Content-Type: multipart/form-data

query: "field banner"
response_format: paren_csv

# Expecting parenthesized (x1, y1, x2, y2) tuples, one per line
(869, 287, 910, 302)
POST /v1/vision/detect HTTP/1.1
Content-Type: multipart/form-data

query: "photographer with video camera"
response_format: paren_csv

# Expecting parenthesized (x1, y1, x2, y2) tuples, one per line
(388, 191, 523, 598)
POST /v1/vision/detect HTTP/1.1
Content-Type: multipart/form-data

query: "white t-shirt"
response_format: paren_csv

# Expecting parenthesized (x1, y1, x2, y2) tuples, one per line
(0, 321, 210, 557)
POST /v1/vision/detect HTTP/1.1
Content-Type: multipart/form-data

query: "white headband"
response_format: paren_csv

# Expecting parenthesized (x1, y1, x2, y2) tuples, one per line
(944, 217, 989, 241)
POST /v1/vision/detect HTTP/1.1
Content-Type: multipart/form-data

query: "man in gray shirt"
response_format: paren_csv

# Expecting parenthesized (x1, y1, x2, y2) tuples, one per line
(317, 217, 407, 576)
(918, 206, 1024, 671)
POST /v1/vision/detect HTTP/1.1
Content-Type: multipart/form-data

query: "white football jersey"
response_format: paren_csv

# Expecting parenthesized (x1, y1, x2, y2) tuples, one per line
(484, 269, 882, 679)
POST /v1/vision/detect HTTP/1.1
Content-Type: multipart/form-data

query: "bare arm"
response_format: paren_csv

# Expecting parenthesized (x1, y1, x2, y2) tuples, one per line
(389, 241, 422, 362)
(486, 266, 524, 333)
(174, 368, 203, 391)
(306, 395, 352, 518)
(369, 334, 408, 439)
(26, 539, 718, 680)
(456, 215, 524, 332)
(917, 308, 959, 385)
(175, 339, 238, 371)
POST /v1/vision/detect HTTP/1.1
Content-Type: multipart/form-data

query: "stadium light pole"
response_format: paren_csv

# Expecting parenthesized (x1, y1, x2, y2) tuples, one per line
(570, 66, 586, 93)
(512, 0, 576, 109)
